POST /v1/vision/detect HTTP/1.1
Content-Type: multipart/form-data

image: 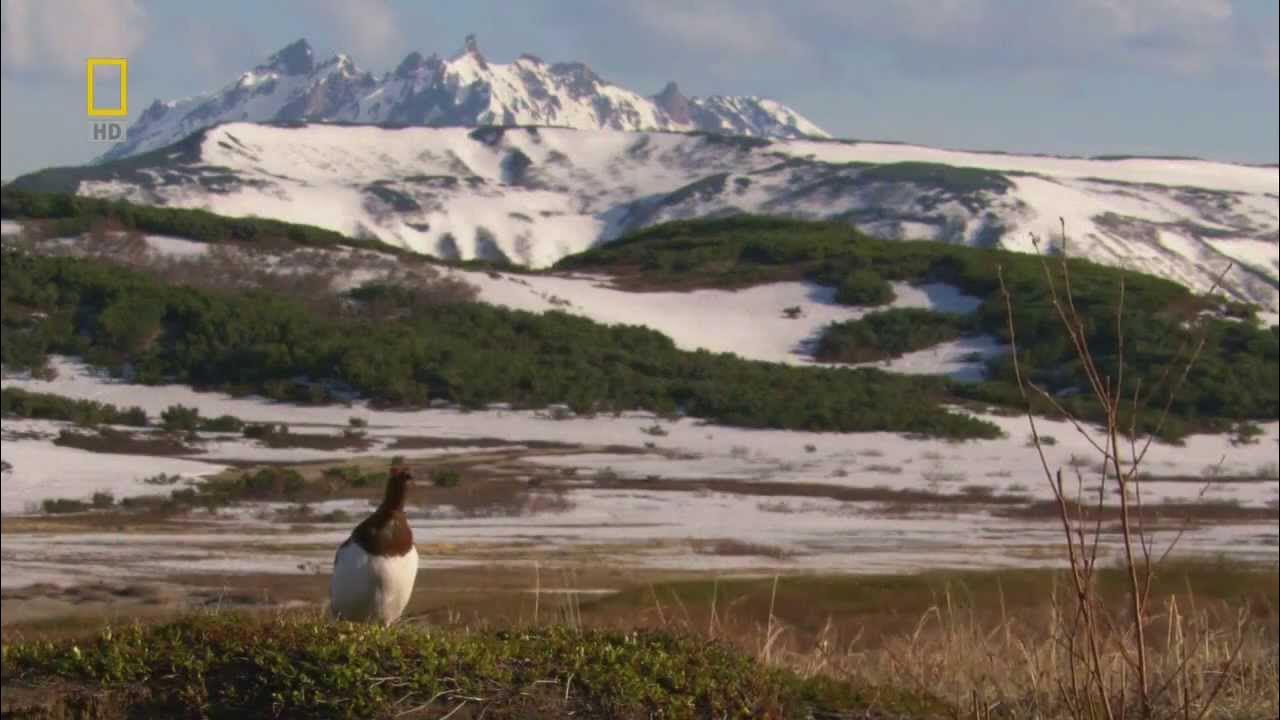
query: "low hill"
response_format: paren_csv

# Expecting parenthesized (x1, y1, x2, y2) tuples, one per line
(3, 194, 1276, 440)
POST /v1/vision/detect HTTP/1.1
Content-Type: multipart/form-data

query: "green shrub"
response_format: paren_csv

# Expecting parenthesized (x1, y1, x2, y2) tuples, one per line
(816, 309, 970, 363)
(199, 414, 244, 433)
(835, 269, 895, 306)
(1, 387, 148, 427)
(160, 404, 201, 432)
(431, 468, 462, 488)
(323, 465, 381, 489)
(238, 468, 307, 500)
(41, 498, 89, 514)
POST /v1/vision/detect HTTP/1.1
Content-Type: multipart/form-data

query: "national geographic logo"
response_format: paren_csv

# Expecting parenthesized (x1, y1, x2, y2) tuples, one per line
(86, 58, 128, 142)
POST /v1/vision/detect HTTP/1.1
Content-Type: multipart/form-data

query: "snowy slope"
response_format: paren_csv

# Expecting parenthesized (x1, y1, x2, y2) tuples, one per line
(1, 420, 225, 515)
(99, 36, 826, 162)
(44, 122, 1278, 311)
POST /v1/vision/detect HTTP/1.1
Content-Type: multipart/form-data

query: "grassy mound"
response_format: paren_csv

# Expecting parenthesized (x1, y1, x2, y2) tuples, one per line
(0, 613, 947, 719)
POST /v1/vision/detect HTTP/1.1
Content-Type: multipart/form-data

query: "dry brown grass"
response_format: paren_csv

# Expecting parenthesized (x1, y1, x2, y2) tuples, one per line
(565, 566, 1278, 720)
(987, 220, 1272, 719)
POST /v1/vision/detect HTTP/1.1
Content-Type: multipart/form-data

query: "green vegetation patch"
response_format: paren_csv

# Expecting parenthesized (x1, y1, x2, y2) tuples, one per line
(1, 251, 1000, 439)
(558, 216, 1279, 439)
(834, 268, 895, 306)
(815, 309, 973, 364)
(0, 614, 949, 719)
(1, 187, 394, 254)
(857, 161, 1013, 194)
(1, 387, 149, 428)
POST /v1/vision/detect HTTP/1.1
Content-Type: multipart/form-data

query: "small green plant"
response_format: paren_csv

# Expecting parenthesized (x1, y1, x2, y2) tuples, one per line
(160, 404, 201, 433)
(199, 414, 244, 433)
(322, 465, 382, 489)
(834, 269, 895, 306)
(237, 468, 306, 500)
(430, 468, 462, 488)
(2, 387, 150, 427)
(41, 497, 89, 514)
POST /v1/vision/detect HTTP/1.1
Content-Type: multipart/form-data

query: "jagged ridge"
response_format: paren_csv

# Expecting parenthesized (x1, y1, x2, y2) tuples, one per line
(100, 36, 827, 162)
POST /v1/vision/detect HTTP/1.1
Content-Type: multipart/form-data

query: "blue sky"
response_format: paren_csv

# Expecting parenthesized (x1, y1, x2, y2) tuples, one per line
(2, 0, 1277, 179)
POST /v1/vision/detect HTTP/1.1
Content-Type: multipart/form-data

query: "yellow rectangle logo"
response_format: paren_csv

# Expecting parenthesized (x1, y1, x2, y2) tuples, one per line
(86, 58, 128, 118)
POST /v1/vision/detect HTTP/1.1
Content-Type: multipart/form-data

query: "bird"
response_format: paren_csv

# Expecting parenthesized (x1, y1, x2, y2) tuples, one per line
(329, 465, 419, 624)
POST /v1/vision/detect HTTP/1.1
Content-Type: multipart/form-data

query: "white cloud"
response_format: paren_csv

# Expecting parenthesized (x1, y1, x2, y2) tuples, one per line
(314, 0, 403, 67)
(1, 0, 147, 77)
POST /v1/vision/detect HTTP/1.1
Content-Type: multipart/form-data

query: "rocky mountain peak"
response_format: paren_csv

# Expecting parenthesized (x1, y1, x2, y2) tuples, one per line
(99, 37, 829, 163)
(263, 38, 315, 76)
(653, 81, 691, 124)
(395, 51, 427, 78)
(457, 34, 488, 69)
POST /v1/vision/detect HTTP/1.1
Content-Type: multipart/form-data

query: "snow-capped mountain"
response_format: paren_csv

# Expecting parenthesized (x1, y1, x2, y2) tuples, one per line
(31, 122, 1277, 313)
(99, 36, 827, 162)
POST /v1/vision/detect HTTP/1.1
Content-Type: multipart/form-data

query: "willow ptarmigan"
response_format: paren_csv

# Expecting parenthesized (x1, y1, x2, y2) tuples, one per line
(329, 465, 418, 624)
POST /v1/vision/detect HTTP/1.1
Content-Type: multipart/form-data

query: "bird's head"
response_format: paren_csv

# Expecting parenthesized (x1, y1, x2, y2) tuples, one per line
(382, 465, 413, 510)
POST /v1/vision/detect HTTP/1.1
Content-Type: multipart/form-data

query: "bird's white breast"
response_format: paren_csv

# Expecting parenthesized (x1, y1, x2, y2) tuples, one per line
(329, 541, 419, 624)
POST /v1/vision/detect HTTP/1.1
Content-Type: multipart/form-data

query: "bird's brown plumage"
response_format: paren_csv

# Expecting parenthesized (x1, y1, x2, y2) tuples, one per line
(342, 466, 414, 557)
